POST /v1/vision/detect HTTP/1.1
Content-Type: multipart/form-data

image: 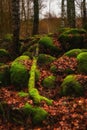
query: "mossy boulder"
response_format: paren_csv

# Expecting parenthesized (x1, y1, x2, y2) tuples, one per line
(22, 51, 33, 59)
(32, 107, 48, 125)
(0, 49, 10, 63)
(77, 52, 87, 73)
(23, 103, 48, 125)
(37, 54, 56, 64)
(0, 65, 10, 86)
(39, 36, 61, 56)
(60, 75, 84, 96)
(10, 55, 30, 88)
(42, 75, 56, 88)
(39, 36, 53, 47)
(64, 49, 87, 57)
(58, 28, 86, 50)
(64, 49, 82, 57)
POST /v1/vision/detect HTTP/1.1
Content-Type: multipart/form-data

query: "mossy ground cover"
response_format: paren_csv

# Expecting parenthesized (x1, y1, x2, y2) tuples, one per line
(0, 32, 87, 129)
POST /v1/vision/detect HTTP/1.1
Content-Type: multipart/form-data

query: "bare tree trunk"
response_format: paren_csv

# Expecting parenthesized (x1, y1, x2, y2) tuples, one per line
(82, 0, 87, 27)
(67, 0, 76, 28)
(32, 0, 39, 35)
(11, 0, 20, 57)
(0, 0, 3, 38)
(61, 0, 65, 27)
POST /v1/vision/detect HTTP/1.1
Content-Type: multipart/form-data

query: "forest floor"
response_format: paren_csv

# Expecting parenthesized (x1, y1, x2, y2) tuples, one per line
(0, 85, 87, 130)
(0, 35, 87, 130)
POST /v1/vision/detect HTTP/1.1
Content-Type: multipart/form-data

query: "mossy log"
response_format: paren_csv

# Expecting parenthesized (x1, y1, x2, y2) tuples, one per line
(28, 57, 53, 105)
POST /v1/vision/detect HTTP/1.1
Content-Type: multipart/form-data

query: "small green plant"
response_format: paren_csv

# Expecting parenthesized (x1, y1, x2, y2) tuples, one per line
(18, 91, 29, 97)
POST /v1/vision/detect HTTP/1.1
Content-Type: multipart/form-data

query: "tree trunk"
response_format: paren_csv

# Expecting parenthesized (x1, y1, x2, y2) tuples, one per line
(67, 0, 76, 28)
(11, 0, 20, 57)
(82, 0, 87, 27)
(61, 0, 65, 27)
(32, 0, 39, 35)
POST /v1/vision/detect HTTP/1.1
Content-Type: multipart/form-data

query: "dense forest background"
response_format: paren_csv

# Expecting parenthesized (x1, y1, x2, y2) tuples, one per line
(0, 0, 87, 38)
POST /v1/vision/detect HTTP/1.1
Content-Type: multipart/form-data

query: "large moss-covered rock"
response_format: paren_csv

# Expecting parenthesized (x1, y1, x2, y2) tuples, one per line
(58, 28, 86, 50)
(0, 65, 10, 86)
(39, 36, 61, 56)
(64, 49, 82, 57)
(77, 52, 87, 73)
(60, 75, 83, 96)
(23, 103, 48, 125)
(42, 75, 56, 88)
(10, 55, 30, 88)
(39, 36, 53, 47)
(22, 51, 33, 59)
(32, 107, 48, 125)
(37, 54, 56, 64)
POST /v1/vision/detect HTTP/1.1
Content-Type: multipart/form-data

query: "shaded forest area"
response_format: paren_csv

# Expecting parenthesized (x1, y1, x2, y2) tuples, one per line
(0, 0, 87, 130)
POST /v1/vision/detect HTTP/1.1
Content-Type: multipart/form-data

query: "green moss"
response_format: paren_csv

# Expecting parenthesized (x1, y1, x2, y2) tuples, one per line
(0, 49, 9, 57)
(0, 65, 10, 86)
(0, 63, 4, 66)
(50, 65, 57, 73)
(58, 28, 86, 50)
(23, 103, 33, 114)
(32, 107, 48, 125)
(39, 36, 61, 56)
(42, 75, 56, 88)
(64, 49, 82, 57)
(29, 88, 52, 105)
(77, 52, 87, 73)
(60, 75, 84, 96)
(22, 51, 33, 59)
(81, 49, 87, 52)
(10, 56, 30, 88)
(18, 91, 29, 97)
(23, 103, 48, 125)
(29, 88, 41, 103)
(28, 58, 53, 105)
(28, 58, 37, 90)
(37, 54, 56, 64)
(39, 36, 53, 47)
(60, 28, 86, 35)
(15, 55, 30, 62)
(35, 69, 40, 81)
(4, 33, 13, 42)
